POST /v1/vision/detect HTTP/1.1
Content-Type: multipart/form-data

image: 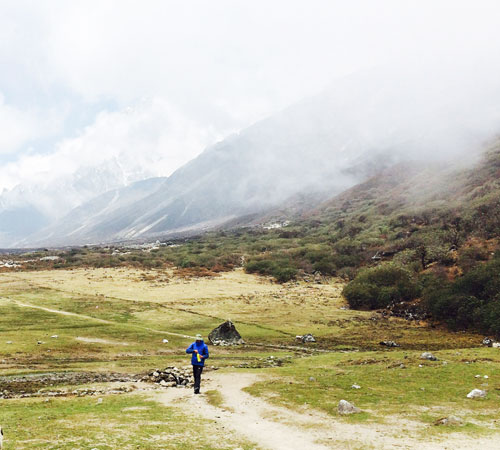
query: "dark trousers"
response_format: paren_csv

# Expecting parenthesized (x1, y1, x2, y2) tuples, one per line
(193, 365, 204, 392)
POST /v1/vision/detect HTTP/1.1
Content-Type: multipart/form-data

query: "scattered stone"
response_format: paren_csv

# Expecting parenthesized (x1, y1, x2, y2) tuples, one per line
(484, 375, 489, 379)
(6, 341, 12, 345)
(50, 335, 58, 339)
(421, 352, 438, 361)
(301, 334, 316, 343)
(351, 384, 361, 389)
(419, 364, 423, 368)
(482, 337, 494, 346)
(338, 399, 361, 415)
(309, 377, 316, 382)
(97, 398, 103, 404)
(384, 301, 430, 321)
(434, 416, 463, 426)
(467, 389, 487, 399)
(208, 321, 244, 346)
(379, 340, 399, 348)
(162, 339, 169, 344)
(475, 375, 481, 378)
(493, 342, 500, 348)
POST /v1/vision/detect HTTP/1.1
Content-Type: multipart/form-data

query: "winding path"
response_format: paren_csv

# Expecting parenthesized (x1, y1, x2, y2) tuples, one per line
(153, 371, 500, 450)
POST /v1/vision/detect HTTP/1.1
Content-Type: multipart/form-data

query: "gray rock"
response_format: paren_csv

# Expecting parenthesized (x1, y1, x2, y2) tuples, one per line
(467, 389, 487, 399)
(301, 334, 316, 343)
(338, 399, 361, 415)
(208, 321, 244, 346)
(482, 337, 494, 346)
(421, 352, 438, 361)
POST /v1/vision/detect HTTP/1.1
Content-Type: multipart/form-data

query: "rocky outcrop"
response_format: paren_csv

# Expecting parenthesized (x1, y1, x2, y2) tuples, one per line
(209, 321, 244, 346)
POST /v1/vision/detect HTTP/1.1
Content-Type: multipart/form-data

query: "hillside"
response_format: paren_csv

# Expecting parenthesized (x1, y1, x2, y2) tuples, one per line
(17, 65, 500, 248)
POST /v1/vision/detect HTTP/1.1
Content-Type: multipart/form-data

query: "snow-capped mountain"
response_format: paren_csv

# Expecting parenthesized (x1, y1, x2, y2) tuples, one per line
(0, 157, 158, 247)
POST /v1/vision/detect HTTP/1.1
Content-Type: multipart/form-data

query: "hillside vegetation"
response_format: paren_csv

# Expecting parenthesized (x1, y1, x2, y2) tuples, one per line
(3, 142, 499, 335)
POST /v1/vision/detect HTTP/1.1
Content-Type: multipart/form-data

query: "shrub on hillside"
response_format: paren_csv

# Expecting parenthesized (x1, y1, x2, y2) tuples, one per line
(424, 253, 500, 335)
(343, 264, 420, 310)
(245, 257, 298, 282)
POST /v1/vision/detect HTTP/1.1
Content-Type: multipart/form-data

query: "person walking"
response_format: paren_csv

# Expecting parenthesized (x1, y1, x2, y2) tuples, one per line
(186, 333, 209, 394)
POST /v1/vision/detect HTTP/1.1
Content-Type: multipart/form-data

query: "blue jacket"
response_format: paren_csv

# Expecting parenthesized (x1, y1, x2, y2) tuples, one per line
(186, 340, 209, 366)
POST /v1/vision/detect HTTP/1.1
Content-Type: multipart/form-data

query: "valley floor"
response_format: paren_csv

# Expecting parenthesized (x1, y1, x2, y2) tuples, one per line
(0, 267, 498, 449)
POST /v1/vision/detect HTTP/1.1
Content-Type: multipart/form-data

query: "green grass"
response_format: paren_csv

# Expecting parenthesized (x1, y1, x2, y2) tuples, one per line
(1, 267, 499, 446)
(0, 393, 257, 449)
(246, 348, 500, 433)
(204, 389, 225, 409)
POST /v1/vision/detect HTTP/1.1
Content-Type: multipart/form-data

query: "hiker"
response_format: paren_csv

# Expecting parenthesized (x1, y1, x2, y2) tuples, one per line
(186, 333, 209, 394)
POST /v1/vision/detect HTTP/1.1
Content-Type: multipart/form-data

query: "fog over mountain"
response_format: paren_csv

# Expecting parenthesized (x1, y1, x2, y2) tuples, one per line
(2, 1, 500, 248)
(17, 60, 500, 247)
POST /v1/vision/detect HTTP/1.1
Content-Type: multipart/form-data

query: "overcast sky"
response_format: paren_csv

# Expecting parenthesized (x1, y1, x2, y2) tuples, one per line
(1, 0, 500, 192)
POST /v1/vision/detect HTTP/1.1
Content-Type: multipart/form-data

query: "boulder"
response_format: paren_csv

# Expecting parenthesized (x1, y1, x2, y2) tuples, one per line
(467, 389, 487, 399)
(208, 321, 244, 346)
(421, 352, 438, 361)
(301, 334, 316, 343)
(482, 337, 494, 346)
(338, 399, 361, 415)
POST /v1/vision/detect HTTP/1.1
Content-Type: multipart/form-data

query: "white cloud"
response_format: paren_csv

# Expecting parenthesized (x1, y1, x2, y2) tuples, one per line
(1, 0, 500, 215)
(0, 93, 62, 154)
(0, 98, 219, 206)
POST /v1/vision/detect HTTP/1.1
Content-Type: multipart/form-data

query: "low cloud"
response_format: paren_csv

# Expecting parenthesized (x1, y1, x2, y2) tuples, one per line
(0, 93, 62, 155)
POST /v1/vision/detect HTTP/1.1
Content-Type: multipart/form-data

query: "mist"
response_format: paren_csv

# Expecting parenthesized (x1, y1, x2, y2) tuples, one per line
(1, 1, 500, 246)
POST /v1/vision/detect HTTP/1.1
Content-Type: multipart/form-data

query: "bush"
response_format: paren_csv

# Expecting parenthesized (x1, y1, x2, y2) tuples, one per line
(343, 264, 419, 310)
(245, 257, 298, 283)
(424, 253, 500, 335)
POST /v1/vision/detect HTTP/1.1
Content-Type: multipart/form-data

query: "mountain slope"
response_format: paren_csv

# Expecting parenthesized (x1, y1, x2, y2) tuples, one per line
(22, 66, 500, 248)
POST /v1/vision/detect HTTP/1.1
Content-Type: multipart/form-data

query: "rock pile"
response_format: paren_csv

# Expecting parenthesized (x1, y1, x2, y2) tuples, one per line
(0, 372, 139, 398)
(208, 321, 244, 346)
(143, 367, 194, 387)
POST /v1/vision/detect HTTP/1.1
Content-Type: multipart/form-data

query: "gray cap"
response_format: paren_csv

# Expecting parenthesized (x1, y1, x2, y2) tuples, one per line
(195, 334, 203, 340)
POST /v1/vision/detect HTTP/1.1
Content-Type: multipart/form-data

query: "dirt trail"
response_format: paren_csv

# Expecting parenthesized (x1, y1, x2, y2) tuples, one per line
(154, 371, 500, 450)
(0, 296, 193, 339)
